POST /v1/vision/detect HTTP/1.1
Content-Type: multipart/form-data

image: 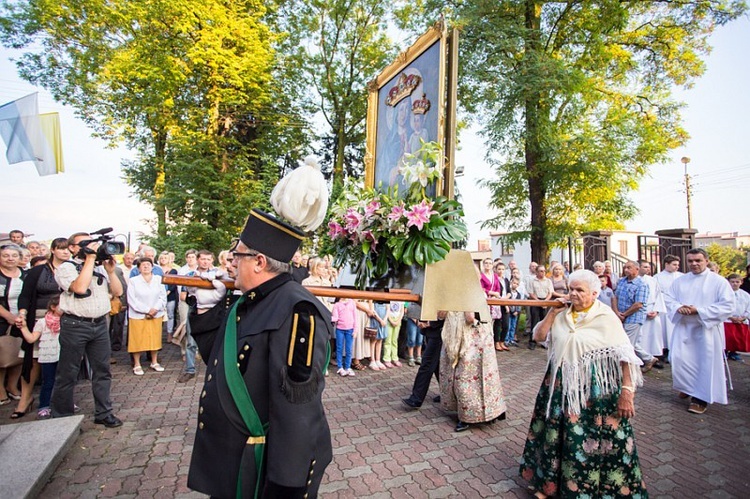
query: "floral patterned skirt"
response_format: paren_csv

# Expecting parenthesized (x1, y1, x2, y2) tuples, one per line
(439, 326, 507, 423)
(519, 366, 648, 498)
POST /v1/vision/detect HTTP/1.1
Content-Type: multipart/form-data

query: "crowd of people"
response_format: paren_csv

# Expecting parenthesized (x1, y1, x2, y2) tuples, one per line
(2, 225, 748, 498)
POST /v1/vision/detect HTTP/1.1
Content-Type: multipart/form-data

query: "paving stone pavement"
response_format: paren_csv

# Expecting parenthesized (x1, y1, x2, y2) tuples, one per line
(1, 338, 748, 498)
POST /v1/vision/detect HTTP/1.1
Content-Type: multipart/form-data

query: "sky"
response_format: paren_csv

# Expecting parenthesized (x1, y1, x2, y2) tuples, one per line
(1, 15, 749, 251)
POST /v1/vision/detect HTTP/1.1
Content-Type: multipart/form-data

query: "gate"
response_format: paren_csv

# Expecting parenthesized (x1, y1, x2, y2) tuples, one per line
(637, 231, 696, 274)
(582, 232, 611, 270)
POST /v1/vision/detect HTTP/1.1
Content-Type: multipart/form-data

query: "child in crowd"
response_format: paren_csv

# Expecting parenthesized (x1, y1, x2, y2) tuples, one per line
(597, 274, 615, 308)
(331, 297, 358, 376)
(383, 301, 404, 367)
(18, 296, 62, 420)
(404, 302, 423, 367)
(505, 279, 523, 346)
(369, 301, 388, 370)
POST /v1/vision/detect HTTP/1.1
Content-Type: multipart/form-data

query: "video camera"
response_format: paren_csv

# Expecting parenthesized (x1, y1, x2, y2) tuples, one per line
(77, 228, 125, 264)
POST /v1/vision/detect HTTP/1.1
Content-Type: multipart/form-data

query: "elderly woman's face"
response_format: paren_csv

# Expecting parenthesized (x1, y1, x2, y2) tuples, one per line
(568, 280, 596, 310)
(482, 260, 493, 271)
(0, 248, 20, 269)
(139, 260, 153, 275)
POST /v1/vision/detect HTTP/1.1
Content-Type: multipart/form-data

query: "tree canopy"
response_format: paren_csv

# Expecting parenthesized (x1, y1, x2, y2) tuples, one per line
(398, 0, 746, 262)
(0, 0, 309, 254)
(278, 0, 397, 188)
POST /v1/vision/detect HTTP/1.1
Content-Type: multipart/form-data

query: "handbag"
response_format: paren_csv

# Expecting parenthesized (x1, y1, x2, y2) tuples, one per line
(0, 326, 23, 368)
(363, 327, 378, 339)
(109, 296, 123, 316)
(490, 305, 503, 320)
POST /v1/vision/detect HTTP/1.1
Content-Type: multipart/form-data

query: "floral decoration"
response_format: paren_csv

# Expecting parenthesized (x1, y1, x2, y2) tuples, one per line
(327, 141, 467, 288)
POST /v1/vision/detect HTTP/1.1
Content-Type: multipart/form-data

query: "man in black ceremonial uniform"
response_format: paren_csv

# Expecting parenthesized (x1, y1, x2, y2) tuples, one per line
(188, 209, 333, 498)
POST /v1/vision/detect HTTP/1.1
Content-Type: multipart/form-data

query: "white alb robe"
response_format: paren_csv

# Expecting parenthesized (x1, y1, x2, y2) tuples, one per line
(729, 289, 750, 321)
(664, 269, 734, 404)
(655, 270, 682, 348)
(639, 274, 664, 357)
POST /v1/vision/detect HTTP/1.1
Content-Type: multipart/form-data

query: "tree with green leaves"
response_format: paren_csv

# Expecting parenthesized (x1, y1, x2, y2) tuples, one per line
(1, 0, 307, 254)
(706, 243, 748, 275)
(397, 0, 746, 262)
(280, 0, 397, 188)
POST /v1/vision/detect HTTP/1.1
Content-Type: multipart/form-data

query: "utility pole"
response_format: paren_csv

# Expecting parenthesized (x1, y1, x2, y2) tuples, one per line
(681, 156, 693, 229)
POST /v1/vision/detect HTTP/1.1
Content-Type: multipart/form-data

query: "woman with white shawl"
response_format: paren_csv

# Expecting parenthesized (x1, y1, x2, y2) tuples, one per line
(519, 270, 648, 499)
(439, 311, 507, 432)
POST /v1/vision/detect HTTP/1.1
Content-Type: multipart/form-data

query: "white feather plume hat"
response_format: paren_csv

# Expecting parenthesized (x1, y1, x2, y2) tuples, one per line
(270, 155, 330, 232)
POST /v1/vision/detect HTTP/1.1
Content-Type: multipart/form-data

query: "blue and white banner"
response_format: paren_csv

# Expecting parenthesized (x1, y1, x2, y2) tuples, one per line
(0, 93, 62, 176)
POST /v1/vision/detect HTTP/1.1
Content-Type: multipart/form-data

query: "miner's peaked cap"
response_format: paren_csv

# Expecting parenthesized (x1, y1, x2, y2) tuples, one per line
(239, 209, 306, 263)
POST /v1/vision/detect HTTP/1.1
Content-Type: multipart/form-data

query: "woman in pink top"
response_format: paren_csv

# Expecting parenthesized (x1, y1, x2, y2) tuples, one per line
(331, 298, 357, 376)
(479, 258, 506, 351)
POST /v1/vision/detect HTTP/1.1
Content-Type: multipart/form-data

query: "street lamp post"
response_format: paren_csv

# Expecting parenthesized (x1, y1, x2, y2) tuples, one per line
(681, 156, 693, 229)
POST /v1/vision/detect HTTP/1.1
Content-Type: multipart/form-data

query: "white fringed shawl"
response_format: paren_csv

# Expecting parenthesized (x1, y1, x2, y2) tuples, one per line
(538, 300, 644, 418)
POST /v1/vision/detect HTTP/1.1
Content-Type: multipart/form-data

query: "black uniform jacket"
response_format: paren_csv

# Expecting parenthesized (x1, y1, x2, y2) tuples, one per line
(188, 273, 333, 498)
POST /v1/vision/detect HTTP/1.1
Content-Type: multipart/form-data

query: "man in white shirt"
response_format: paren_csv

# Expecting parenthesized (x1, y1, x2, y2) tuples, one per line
(527, 265, 553, 350)
(654, 255, 683, 357)
(118, 252, 135, 284)
(52, 232, 124, 427)
(664, 248, 734, 415)
(638, 260, 664, 368)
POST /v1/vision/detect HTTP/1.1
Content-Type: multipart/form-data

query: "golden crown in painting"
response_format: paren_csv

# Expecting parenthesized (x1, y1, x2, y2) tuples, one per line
(385, 73, 422, 107)
(411, 93, 431, 115)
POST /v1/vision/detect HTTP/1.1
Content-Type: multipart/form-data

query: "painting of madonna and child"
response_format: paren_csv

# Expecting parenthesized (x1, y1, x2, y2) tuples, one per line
(373, 39, 441, 199)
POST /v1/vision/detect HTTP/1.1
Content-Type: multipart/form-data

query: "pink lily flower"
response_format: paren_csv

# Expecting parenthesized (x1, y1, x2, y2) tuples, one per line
(405, 200, 437, 231)
(344, 208, 363, 232)
(388, 204, 405, 222)
(328, 221, 344, 239)
(365, 200, 381, 218)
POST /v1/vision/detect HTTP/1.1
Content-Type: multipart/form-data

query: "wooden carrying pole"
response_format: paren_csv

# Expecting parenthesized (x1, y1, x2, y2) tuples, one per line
(162, 275, 564, 308)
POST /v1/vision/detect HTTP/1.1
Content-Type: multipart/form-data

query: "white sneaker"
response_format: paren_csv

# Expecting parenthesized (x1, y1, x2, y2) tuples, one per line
(346, 369, 356, 376)
(337, 368, 346, 376)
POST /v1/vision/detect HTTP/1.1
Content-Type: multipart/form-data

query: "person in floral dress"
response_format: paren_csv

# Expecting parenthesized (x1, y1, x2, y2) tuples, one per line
(520, 270, 648, 498)
(439, 311, 507, 432)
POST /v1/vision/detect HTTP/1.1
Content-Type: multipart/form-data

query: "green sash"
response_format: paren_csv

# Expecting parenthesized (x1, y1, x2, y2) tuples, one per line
(223, 295, 268, 499)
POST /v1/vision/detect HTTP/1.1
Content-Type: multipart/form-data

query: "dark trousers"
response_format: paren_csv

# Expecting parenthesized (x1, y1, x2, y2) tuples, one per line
(529, 306, 546, 344)
(109, 310, 126, 351)
(406, 333, 442, 405)
(51, 315, 113, 419)
(40, 362, 58, 409)
(493, 319, 503, 343)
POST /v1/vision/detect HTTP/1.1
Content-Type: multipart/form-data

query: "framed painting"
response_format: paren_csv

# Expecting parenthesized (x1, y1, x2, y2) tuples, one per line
(365, 22, 450, 198)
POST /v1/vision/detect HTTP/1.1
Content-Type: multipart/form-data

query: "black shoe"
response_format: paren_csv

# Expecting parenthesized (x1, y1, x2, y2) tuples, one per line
(528, 342, 536, 350)
(177, 372, 196, 383)
(402, 398, 421, 410)
(455, 421, 470, 432)
(94, 414, 123, 428)
(433, 395, 441, 403)
(652, 360, 664, 369)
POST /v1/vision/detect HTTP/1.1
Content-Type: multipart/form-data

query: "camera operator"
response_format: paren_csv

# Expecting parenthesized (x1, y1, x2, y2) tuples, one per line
(51, 232, 124, 427)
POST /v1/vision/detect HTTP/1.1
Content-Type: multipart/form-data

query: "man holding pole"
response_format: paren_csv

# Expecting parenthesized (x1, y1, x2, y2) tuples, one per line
(188, 209, 333, 498)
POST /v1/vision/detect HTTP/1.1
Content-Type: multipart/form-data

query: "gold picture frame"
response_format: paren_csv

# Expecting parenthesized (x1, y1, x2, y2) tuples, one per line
(365, 22, 456, 198)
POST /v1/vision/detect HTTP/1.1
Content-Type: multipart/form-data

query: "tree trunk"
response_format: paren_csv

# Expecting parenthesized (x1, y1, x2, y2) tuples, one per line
(524, 0, 549, 264)
(153, 128, 168, 239)
(333, 114, 346, 188)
